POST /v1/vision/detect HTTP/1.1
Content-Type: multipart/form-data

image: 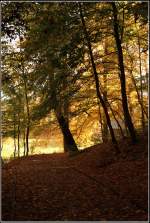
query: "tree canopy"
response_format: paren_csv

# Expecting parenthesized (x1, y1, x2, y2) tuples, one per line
(1, 1, 148, 158)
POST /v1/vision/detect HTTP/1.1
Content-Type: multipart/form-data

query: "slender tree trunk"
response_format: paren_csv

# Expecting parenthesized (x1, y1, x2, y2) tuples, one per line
(113, 108, 129, 136)
(55, 108, 78, 153)
(23, 76, 30, 156)
(19, 33, 30, 156)
(13, 114, 17, 158)
(63, 111, 70, 152)
(126, 46, 148, 128)
(145, 70, 148, 92)
(111, 2, 137, 143)
(138, 45, 145, 130)
(79, 3, 120, 153)
(135, 20, 145, 131)
(102, 92, 109, 142)
(120, 6, 125, 43)
(107, 102, 125, 138)
(17, 121, 20, 158)
(23, 129, 26, 156)
(26, 126, 29, 156)
(102, 41, 109, 142)
(97, 102, 104, 142)
(129, 64, 148, 118)
(22, 105, 27, 156)
(128, 94, 133, 117)
(63, 89, 70, 152)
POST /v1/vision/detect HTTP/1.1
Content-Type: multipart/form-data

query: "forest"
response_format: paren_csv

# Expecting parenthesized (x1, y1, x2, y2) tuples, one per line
(1, 1, 148, 221)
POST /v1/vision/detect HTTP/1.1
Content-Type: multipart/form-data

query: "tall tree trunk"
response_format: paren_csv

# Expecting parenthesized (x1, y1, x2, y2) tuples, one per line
(134, 19, 145, 131)
(23, 76, 30, 156)
(26, 125, 30, 156)
(63, 104, 70, 152)
(23, 129, 26, 156)
(62, 76, 70, 152)
(19, 33, 30, 156)
(55, 108, 78, 153)
(111, 2, 137, 143)
(120, 5, 125, 43)
(97, 102, 104, 142)
(145, 70, 148, 93)
(17, 119, 20, 158)
(63, 121, 69, 152)
(13, 113, 17, 158)
(102, 41, 109, 142)
(102, 90, 109, 142)
(128, 58, 148, 119)
(79, 3, 120, 153)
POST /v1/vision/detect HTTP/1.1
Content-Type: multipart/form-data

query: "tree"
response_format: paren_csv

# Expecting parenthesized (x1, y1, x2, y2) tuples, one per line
(22, 3, 80, 153)
(78, 3, 120, 153)
(1, 2, 148, 158)
(111, 2, 137, 143)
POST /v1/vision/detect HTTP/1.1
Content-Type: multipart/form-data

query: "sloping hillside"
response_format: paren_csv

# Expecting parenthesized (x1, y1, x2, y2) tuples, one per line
(2, 134, 148, 221)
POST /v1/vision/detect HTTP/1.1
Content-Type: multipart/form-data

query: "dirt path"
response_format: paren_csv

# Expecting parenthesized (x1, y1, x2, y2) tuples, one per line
(2, 150, 148, 221)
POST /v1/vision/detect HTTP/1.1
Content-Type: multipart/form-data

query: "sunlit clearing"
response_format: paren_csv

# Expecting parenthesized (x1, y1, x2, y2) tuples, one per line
(1, 138, 64, 160)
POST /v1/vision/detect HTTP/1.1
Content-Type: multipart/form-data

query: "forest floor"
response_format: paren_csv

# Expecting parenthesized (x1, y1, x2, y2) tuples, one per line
(2, 133, 148, 221)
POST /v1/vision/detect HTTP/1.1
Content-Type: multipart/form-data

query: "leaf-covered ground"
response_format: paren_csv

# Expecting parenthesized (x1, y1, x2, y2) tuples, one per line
(2, 134, 148, 221)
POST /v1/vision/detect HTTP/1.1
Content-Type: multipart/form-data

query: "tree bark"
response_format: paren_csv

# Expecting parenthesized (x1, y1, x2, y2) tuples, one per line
(97, 102, 104, 142)
(23, 129, 26, 156)
(56, 110, 79, 153)
(19, 33, 30, 156)
(111, 2, 137, 143)
(17, 117, 20, 157)
(13, 113, 17, 158)
(26, 125, 30, 156)
(79, 3, 120, 153)
(23, 75, 30, 156)
(63, 110, 70, 152)
(102, 41, 109, 142)
(62, 81, 70, 152)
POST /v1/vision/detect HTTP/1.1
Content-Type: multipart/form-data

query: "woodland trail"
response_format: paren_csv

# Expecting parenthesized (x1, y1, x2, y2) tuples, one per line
(2, 136, 148, 221)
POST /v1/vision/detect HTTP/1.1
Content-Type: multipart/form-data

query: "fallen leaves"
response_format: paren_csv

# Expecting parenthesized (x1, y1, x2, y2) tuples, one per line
(2, 135, 148, 221)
